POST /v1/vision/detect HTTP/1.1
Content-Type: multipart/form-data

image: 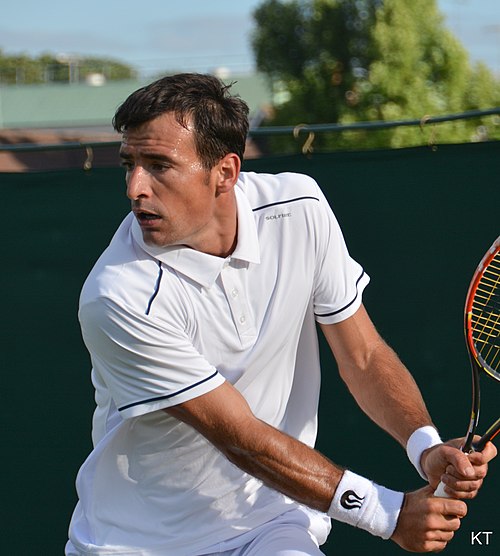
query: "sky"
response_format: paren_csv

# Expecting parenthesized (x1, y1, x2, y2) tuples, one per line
(1, 0, 499, 78)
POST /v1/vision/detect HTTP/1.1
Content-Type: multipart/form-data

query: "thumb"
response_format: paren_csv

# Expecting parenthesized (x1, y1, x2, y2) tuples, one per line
(447, 448, 475, 478)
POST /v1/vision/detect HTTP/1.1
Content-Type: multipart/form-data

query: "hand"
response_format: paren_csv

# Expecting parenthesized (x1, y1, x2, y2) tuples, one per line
(391, 485, 467, 552)
(421, 438, 497, 499)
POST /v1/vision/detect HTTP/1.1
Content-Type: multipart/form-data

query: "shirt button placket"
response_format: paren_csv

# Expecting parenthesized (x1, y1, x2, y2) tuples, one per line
(221, 262, 249, 336)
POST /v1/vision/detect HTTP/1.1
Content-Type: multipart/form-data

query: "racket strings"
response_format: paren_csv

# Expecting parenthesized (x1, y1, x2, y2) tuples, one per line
(471, 252, 500, 375)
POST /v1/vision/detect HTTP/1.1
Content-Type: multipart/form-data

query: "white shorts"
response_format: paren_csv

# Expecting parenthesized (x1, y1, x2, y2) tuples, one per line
(201, 507, 330, 556)
(66, 507, 330, 556)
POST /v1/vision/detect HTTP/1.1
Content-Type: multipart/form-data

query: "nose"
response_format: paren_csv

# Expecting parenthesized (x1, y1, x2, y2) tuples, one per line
(126, 166, 151, 200)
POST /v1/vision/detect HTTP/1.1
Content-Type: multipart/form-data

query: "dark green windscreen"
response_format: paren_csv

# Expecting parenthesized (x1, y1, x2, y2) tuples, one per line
(2, 141, 498, 555)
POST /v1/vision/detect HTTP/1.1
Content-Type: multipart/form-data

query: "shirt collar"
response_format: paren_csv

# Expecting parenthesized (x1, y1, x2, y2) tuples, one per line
(131, 184, 260, 288)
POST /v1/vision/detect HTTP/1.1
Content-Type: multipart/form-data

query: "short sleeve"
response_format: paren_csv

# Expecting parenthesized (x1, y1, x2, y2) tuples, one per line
(79, 297, 225, 419)
(312, 187, 370, 324)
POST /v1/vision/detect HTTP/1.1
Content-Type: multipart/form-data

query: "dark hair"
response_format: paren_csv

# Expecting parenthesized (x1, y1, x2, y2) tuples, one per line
(113, 73, 249, 169)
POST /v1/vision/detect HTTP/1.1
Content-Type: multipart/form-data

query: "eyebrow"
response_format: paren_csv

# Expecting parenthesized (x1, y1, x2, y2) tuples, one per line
(119, 150, 175, 164)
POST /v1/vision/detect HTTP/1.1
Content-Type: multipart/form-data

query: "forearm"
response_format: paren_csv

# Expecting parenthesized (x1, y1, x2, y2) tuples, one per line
(320, 306, 434, 448)
(341, 338, 434, 447)
(230, 421, 342, 510)
(167, 381, 405, 541)
(226, 423, 405, 540)
(167, 386, 342, 512)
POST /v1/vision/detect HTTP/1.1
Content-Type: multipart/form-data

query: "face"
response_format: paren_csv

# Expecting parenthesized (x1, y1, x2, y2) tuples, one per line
(119, 112, 231, 252)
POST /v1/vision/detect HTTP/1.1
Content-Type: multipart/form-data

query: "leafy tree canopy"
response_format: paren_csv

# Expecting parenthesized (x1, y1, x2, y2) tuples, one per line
(0, 49, 136, 85)
(252, 0, 500, 149)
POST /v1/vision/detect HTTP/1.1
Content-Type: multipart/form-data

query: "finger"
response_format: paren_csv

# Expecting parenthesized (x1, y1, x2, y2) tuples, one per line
(410, 531, 454, 553)
(452, 452, 476, 478)
(441, 499, 468, 518)
(440, 475, 483, 499)
(441, 487, 480, 500)
(467, 451, 488, 466)
(438, 530, 457, 542)
(441, 515, 463, 531)
(474, 441, 497, 463)
(427, 541, 448, 553)
(440, 445, 476, 479)
(414, 539, 449, 553)
(421, 529, 457, 552)
(445, 461, 488, 481)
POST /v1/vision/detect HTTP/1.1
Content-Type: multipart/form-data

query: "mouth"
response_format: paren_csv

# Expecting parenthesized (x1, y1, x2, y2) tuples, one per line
(133, 209, 161, 226)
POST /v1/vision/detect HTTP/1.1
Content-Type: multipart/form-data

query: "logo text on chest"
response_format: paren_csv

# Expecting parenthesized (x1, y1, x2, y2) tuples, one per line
(265, 212, 292, 221)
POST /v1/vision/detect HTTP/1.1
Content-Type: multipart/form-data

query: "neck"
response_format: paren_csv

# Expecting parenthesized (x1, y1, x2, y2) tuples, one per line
(188, 189, 238, 258)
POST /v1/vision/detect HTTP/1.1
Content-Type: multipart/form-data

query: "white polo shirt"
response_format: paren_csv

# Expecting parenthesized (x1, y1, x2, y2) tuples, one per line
(67, 172, 369, 556)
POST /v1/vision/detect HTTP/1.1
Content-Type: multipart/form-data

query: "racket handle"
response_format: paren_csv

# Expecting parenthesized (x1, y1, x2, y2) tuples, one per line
(434, 481, 450, 498)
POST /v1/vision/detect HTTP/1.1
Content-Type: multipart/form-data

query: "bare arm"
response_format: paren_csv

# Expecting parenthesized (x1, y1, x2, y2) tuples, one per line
(165, 380, 342, 512)
(321, 304, 496, 497)
(167, 304, 431, 502)
(164, 305, 469, 551)
(320, 304, 434, 447)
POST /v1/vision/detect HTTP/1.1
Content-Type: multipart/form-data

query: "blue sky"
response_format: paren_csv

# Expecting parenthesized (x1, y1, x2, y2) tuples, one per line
(1, 0, 499, 77)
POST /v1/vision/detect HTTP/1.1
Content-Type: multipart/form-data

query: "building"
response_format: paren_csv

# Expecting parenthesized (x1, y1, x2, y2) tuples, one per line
(0, 74, 273, 171)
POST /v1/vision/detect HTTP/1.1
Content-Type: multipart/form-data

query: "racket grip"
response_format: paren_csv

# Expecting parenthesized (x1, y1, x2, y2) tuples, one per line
(434, 481, 450, 498)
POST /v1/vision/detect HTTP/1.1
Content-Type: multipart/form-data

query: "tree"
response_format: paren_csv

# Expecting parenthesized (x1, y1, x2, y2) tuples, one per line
(253, 0, 380, 126)
(0, 49, 136, 85)
(251, 0, 500, 150)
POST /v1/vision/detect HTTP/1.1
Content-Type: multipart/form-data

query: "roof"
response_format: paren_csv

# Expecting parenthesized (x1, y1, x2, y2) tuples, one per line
(0, 74, 273, 130)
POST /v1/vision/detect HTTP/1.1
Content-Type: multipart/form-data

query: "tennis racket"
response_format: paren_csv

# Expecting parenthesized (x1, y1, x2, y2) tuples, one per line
(435, 235, 500, 497)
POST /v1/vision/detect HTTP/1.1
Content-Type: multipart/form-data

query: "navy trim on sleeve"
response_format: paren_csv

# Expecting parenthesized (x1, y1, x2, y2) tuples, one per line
(118, 370, 220, 412)
(145, 261, 163, 315)
(252, 196, 319, 212)
(314, 269, 367, 318)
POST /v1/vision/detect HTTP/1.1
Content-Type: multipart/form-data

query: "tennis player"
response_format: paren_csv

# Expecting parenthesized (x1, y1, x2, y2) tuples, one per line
(66, 73, 496, 556)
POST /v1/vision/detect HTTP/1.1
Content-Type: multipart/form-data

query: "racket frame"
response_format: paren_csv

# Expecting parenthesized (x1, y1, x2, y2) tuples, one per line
(463, 237, 500, 453)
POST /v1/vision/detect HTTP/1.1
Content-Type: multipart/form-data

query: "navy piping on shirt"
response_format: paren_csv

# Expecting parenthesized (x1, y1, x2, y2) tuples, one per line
(118, 370, 220, 412)
(314, 269, 367, 318)
(145, 261, 163, 315)
(252, 196, 319, 212)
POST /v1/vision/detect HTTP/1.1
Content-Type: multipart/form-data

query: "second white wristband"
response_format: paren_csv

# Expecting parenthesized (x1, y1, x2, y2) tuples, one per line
(406, 426, 443, 480)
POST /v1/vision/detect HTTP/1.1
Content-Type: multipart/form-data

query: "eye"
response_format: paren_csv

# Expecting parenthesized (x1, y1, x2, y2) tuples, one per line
(150, 162, 170, 172)
(120, 159, 134, 171)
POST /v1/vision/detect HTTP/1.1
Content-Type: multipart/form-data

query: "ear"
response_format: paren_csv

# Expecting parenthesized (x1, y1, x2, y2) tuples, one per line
(215, 153, 240, 194)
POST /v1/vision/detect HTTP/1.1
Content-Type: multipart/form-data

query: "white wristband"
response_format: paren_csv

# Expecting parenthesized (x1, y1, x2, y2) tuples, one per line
(328, 470, 404, 540)
(406, 426, 443, 480)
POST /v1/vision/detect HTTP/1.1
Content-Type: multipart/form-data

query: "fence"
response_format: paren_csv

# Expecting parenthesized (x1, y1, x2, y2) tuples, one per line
(1, 139, 499, 555)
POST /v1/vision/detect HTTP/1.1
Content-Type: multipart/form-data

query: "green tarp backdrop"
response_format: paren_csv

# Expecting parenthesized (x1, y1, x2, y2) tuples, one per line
(2, 141, 499, 555)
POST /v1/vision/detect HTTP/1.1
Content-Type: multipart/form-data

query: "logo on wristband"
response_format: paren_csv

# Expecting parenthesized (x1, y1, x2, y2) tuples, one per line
(340, 490, 365, 510)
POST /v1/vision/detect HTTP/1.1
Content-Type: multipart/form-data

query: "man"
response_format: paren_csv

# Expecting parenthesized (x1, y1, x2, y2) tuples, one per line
(66, 73, 496, 556)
